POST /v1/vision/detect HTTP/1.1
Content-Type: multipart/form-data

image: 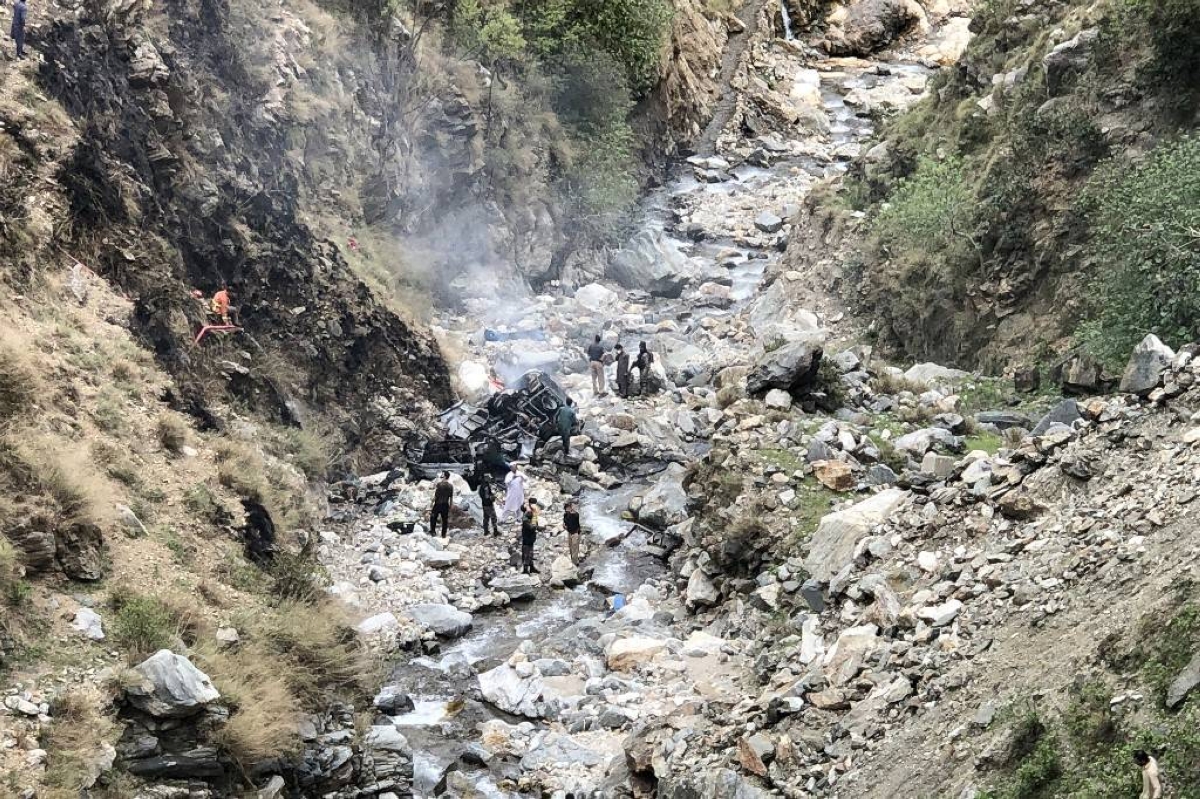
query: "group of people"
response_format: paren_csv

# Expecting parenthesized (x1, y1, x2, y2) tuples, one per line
(587, 336, 654, 398)
(429, 464, 585, 576)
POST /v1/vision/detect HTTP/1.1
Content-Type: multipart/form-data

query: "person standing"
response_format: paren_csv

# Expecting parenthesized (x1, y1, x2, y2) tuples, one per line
(586, 334, 607, 396)
(1135, 751, 1162, 799)
(634, 341, 653, 395)
(521, 499, 541, 574)
(563, 500, 582, 565)
(478, 474, 499, 537)
(430, 471, 453, 538)
(11, 0, 27, 59)
(615, 344, 631, 398)
(501, 464, 526, 524)
(554, 398, 577, 459)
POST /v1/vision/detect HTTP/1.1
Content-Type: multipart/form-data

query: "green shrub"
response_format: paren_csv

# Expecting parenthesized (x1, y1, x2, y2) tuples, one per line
(872, 155, 980, 273)
(269, 551, 330, 605)
(110, 594, 179, 657)
(1081, 136, 1200, 363)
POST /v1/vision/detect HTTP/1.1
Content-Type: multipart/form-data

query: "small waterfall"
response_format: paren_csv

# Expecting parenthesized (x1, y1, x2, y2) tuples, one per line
(780, 0, 795, 40)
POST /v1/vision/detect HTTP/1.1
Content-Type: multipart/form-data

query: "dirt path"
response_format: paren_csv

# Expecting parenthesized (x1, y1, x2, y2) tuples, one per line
(694, 0, 770, 155)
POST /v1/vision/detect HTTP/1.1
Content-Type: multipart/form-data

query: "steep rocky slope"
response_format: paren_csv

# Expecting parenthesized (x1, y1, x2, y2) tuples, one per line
(784, 0, 1200, 374)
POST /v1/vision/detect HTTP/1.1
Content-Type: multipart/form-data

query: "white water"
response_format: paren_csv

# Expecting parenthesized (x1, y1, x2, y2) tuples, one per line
(780, 0, 795, 40)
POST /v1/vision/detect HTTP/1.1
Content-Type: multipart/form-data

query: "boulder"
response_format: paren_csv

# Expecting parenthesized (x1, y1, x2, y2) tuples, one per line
(747, 334, 825, 395)
(764, 389, 793, 410)
(975, 411, 1031, 430)
(57, 521, 105, 581)
(894, 427, 960, 455)
(575, 282, 619, 311)
(997, 491, 1045, 520)
(403, 604, 473, 639)
(804, 489, 908, 581)
(827, 0, 925, 57)
(489, 575, 540, 602)
(754, 211, 784, 234)
(478, 662, 544, 718)
(813, 460, 854, 491)
(917, 598, 963, 627)
(1043, 28, 1099, 96)
(608, 229, 696, 298)
(903, 362, 967, 386)
(126, 650, 220, 718)
(357, 612, 400, 636)
(549, 555, 580, 588)
(606, 636, 666, 671)
(822, 624, 879, 685)
(1119, 334, 1175, 396)
(72, 608, 105, 641)
(920, 453, 957, 479)
(1167, 651, 1200, 709)
(373, 686, 416, 715)
(748, 281, 821, 344)
(637, 463, 689, 529)
(1059, 352, 1103, 394)
(686, 569, 719, 608)
(1032, 399, 1081, 436)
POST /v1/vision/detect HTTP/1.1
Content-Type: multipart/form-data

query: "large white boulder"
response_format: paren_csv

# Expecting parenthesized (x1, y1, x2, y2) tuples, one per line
(403, 604, 473, 639)
(126, 650, 220, 718)
(575, 282, 619, 312)
(606, 636, 666, 671)
(478, 662, 545, 718)
(804, 489, 908, 582)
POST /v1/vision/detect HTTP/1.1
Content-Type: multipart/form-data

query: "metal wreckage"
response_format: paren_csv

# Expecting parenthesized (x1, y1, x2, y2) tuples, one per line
(405, 370, 575, 483)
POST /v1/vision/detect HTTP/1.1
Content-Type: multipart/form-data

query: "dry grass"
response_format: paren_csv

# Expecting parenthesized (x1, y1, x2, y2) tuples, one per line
(0, 330, 41, 426)
(39, 687, 118, 797)
(873, 370, 930, 396)
(215, 437, 269, 501)
(276, 426, 330, 481)
(155, 412, 190, 455)
(11, 435, 116, 530)
(107, 585, 205, 660)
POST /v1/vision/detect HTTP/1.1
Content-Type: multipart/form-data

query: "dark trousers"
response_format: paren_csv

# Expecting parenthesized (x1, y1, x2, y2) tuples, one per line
(13, 30, 24, 58)
(560, 430, 570, 457)
(617, 374, 630, 397)
(482, 503, 498, 536)
(521, 543, 535, 573)
(430, 503, 449, 537)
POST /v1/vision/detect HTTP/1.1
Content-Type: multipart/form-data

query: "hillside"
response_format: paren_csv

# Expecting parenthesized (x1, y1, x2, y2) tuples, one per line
(785, 0, 1200, 376)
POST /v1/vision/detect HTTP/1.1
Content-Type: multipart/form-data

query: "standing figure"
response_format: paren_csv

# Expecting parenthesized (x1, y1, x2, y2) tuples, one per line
(554, 398, 577, 459)
(521, 499, 541, 574)
(563, 500, 582, 565)
(501, 465, 526, 524)
(586, 335, 607, 396)
(11, 0, 26, 59)
(634, 341, 653, 395)
(614, 344, 630, 398)
(1135, 750, 1162, 799)
(478, 474, 499, 537)
(430, 471, 453, 538)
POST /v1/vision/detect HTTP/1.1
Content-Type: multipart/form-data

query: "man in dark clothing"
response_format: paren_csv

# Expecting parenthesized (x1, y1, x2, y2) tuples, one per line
(563, 500, 583, 565)
(554, 398, 577, 459)
(634, 341, 653, 395)
(430, 471, 453, 538)
(478, 475, 499, 537)
(11, 0, 27, 59)
(614, 344, 631, 398)
(521, 499, 540, 574)
(586, 334, 606, 396)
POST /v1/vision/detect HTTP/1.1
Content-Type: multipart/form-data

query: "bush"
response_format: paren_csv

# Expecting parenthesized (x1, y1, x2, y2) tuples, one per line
(269, 550, 330, 605)
(13, 438, 114, 529)
(1082, 136, 1200, 363)
(277, 427, 330, 481)
(108, 590, 200, 658)
(156, 414, 190, 455)
(872, 155, 980, 275)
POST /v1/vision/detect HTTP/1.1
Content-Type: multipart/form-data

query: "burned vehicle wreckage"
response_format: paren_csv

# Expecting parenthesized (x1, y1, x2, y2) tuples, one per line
(405, 370, 576, 484)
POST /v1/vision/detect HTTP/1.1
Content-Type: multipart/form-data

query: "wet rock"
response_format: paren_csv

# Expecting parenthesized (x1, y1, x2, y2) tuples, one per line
(125, 650, 220, 718)
(805, 489, 908, 581)
(478, 661, 545, 718)
(403, 604, 473, 639)
(1119, 334, 1175, 396)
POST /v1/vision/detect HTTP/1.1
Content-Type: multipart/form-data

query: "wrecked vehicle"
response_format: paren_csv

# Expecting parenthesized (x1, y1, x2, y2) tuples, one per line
(406, 370, 576, 480)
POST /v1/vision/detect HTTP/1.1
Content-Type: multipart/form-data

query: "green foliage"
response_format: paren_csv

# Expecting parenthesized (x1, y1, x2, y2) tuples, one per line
(452, 0, 527, 64)
(1136, 602, 1200, 705)
(110, 594, 179, 657)
(1081, 136, 1200, 363)
(871, 156, 979, 280)
(1125, 0, 1200, 107)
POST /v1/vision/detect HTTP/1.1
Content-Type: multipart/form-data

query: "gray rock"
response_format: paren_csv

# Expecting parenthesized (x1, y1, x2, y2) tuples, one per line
(72, 608, 105, 641)
(636, 463, 689, 530)
(754, 212, 784, 234)
(686, 569, 719, 608)
(1031, 399, 1081, 436)
(608, 229, 695, 298)
(403, 604, 473, 639)
(804, 489, 908, 581)
(478, 662, 544, 718)
(800, 579, 825, 612)
(920, 453, 957, 479)
(1059, 352, 1103, 394)
(126, 650, 220, 718)
(894, 427, 960, 455)
(489, 575, 540, 602)
(1119, 334, 1175, 396)
(828, 0, 924, 57)
(747, 334, 825, 395)
(865, 464, 899, 486)
(373, 686, 416, 715)
(1043, 28, 1099, 96)
(903, 362, 967, 386)
(1167, 651, 1200, 709)
(975, 411, 1032, 430)
(807, 438, 837, 464)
